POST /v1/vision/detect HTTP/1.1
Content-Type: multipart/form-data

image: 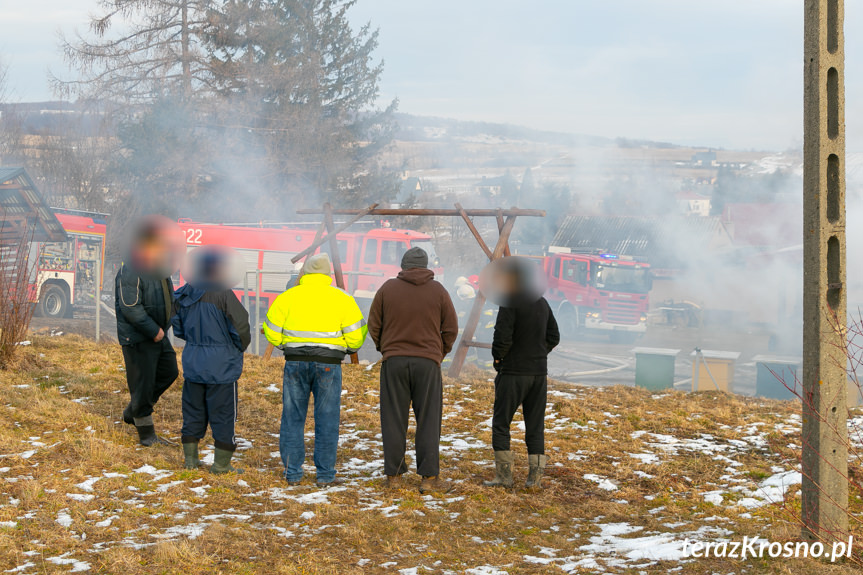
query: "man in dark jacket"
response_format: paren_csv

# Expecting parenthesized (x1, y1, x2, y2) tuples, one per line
(115, 227, 180, 447)
(172, 249, 251, 474)
(368, 247, 459, 494)
(485, 295, 560, 489)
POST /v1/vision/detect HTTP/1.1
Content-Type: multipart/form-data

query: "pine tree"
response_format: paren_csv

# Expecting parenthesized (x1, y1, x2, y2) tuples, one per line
(203, 0, 397, 211)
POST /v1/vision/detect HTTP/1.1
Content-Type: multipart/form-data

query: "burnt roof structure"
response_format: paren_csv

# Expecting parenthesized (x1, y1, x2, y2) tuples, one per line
(0, 167, 67, 245)
(550, 215, 734, 271)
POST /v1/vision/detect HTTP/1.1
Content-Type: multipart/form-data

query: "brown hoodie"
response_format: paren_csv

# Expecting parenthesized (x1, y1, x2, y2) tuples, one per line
(368, 268, 459, 363)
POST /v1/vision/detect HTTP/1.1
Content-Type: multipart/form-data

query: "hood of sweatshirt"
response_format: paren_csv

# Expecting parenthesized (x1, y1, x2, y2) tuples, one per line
(173, 283, 207, 307)
(397, 268, 434, 286)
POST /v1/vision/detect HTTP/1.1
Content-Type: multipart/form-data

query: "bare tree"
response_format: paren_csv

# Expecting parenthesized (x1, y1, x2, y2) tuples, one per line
(0, 220, 38, 369)
(54, 0, 215, 107)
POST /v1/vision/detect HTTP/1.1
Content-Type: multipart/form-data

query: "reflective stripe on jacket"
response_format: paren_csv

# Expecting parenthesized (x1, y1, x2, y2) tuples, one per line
(263, 273, 368, 361)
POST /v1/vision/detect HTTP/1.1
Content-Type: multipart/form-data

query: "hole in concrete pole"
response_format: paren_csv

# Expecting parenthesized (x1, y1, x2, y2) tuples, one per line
(828, 0, 839, 54)
(827, 235, 841, 310)
(827, 154, 840, 223)
(827, 67, 839, 139)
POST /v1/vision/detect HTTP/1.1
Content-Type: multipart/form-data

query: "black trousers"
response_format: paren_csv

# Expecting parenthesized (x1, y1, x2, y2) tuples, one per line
(380, 356, 443, 477)
(181, 380, 238, 451)
(492, 373, 547, 454)
(121, 339, 178, 419)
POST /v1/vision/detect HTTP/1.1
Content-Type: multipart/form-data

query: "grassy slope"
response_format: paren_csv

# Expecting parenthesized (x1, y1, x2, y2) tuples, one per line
(0, 334, 859, 574)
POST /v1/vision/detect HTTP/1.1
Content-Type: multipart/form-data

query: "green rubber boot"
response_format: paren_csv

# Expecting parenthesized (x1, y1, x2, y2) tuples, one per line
(525, 454, 548, 488)
(211, 447, 243, 475)
(182, 442, 199, 470)
(483, 450, 514, 488)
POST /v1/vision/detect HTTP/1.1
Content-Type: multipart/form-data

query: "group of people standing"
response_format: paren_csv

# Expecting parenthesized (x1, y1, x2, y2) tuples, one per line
(115, 222, 559, 492)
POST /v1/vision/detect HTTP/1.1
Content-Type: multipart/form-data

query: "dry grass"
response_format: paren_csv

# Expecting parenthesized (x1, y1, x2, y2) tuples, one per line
(0, 333, 860, 574)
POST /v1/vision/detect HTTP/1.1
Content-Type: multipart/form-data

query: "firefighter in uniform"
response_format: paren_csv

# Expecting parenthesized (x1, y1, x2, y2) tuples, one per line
(263, 254, 368, 486)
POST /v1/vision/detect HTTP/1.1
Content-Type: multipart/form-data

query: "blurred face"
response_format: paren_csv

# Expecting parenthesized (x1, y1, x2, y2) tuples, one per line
(125, 215, 185, 279)
(479, 256, 547, 307)
(181, 245, 244, 289)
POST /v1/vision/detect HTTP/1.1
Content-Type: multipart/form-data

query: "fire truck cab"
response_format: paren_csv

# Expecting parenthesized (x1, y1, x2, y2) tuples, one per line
(33, 209, 107, 319)
(544, 249, 651, 343)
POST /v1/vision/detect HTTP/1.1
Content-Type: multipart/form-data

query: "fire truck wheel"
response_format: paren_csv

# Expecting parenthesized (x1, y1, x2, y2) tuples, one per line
(558, 305, 580, 340)
(39, 284, 69, 319)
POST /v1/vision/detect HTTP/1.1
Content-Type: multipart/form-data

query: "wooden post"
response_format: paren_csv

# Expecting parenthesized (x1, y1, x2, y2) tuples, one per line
(802, 0, 849, 541)
(496, 209, 512, 257)
(447, 215, 517, 378)
(323, 203, 359, 365)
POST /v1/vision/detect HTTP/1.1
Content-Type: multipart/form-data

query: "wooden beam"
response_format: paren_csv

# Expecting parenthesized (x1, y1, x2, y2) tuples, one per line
(290, 203, 378, 264)
(455, 202, 493, 260)
(297, 208, 545, 218)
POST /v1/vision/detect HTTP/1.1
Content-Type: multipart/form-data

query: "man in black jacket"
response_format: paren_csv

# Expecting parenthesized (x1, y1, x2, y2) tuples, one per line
(115, 221, 180, 446)
(484, 296, 560, 489)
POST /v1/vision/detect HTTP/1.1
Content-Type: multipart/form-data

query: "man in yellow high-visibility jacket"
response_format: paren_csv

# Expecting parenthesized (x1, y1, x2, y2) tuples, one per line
(263, 253, 367, 486)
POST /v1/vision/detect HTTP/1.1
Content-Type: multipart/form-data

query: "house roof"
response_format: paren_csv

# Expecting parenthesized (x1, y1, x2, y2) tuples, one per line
(550, 215, 733, 270)
(0, 167, 67, 244)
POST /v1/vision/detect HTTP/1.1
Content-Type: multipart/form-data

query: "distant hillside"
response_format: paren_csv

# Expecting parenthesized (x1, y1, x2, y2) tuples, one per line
(393, 113, 682, 150)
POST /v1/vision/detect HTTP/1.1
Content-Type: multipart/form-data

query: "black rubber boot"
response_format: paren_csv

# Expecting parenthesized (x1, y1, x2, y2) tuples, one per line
(211, 447, 243, 475)
(135, 425, 175, 447)
(122, 405, 134, 425)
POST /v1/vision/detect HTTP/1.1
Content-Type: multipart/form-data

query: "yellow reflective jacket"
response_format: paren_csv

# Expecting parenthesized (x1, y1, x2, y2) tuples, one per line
(263, 273, 368, 363)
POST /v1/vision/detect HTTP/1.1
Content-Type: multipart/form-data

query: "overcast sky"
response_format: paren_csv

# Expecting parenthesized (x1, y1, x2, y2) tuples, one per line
(1, 0, 861, 151)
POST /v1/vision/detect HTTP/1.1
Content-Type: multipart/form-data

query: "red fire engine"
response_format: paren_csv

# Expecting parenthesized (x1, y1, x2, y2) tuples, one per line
(543, 249, 651, 343)
(176, 219, 443, 307)
(32, 209, 108, 318)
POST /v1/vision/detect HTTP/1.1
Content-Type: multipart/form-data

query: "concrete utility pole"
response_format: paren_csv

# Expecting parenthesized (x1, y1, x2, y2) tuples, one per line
(802, 0, 849, 541)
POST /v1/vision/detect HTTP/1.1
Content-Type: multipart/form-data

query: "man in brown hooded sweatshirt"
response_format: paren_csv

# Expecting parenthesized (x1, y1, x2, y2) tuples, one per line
(368, 247, 459, 494)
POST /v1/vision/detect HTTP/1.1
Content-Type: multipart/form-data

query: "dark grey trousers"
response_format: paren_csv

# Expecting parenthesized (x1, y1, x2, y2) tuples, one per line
(380, 356, 443, 477)
(492, 373, 547, 454)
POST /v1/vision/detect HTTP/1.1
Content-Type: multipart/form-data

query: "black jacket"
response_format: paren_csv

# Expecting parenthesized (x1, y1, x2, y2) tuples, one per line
(115, 264, 174, 346)
(172, 284, 251, 384)
(492, 297, 560, 376)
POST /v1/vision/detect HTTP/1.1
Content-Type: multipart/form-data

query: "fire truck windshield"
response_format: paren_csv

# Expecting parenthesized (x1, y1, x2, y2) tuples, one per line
(592, 264, 651, 294)
(410, 240, 440, 267)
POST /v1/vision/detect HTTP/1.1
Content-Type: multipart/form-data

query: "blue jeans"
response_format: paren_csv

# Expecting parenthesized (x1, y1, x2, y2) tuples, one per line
(280, 361, 342, 483)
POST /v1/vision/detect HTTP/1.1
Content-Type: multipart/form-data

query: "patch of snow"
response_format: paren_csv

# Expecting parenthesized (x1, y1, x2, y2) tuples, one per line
(75, 477, 100, 492)
(133, 465, 173, 481)
(584, 474, 618, 491)
(56, 510, 73, 527)
(45, 553, 90, 572)
(465, 567, 509, 575)
(627, 452, 659, 465)
(67, 493, 95, 502)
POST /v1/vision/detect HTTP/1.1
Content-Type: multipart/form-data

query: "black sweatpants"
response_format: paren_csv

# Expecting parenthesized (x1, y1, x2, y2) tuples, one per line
(181, 380, 239, 451)
(122, 339, 178, 419)
(492, 373, 547, 454)
(380, 356, 443, 477)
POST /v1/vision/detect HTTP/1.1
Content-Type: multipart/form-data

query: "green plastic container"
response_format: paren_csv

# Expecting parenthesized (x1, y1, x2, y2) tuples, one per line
(633, 348, 680, 391)
(752, 355, 801, 400)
